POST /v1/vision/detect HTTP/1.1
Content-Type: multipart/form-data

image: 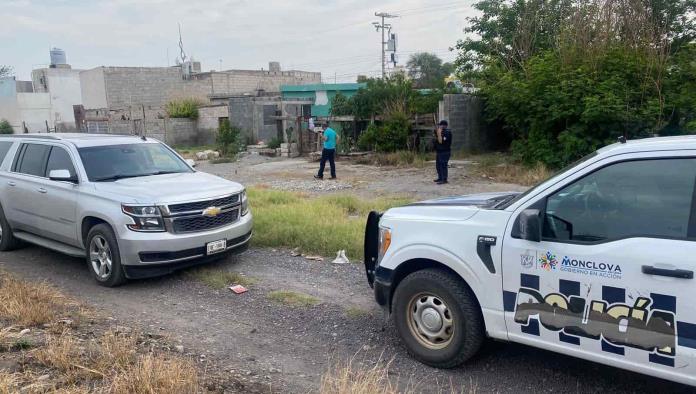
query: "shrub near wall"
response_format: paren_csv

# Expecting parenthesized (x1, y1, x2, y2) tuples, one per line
(166, 98, 203, 119)
(0, 119, 13, 134)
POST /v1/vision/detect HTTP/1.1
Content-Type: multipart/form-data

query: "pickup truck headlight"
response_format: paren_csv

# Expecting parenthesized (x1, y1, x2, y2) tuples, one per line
(240, 190, 249, 216)
(122, 204, 165, 232)
(378, 226, 391, 263)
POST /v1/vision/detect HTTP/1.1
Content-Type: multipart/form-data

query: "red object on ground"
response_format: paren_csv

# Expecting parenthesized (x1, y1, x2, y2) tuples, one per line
(229, 285, 248, 294)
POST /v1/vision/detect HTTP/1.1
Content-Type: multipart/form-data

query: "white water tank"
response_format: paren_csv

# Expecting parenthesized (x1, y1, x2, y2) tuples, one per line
(50, 48, 67, 66)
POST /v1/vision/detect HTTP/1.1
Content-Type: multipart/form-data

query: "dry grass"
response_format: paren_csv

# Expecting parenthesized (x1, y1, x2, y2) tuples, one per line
(0, 372, 18, 394)
(109, 354, 198, 394)
(267, 290, 321, 307)
(464, 153, 551, 186)
(187, 267, 257, 289)
(0, 272, 201, 393)
(321, 358, 401, 394)
(321, 357, 479, 394)
(34, 330, 198, 392)
(354, 151, 434, 168)
(0, 272, 69, 327)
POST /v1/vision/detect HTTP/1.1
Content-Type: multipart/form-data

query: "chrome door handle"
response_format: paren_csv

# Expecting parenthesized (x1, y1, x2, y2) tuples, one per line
(37, 188, 47, 194)
(7, 181, 15, 187)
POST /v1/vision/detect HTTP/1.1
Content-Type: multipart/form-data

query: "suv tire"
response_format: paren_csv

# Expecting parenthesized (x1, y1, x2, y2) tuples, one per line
(392, 268, 484, 368)
(86, 224, 126, 287)
(0, 204, 21, 251)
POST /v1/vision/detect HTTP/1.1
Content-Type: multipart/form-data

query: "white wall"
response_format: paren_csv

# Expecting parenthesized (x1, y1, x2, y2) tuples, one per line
(31, 68, 83, 130)
(80, 67, 107, 109)
(17, 93, 52, 132)
(46, 69, 82, 128)
(0, 78, 19, 132)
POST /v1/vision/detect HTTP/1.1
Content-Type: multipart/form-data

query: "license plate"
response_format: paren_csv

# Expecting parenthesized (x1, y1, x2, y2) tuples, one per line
(206, 239, 227, 255)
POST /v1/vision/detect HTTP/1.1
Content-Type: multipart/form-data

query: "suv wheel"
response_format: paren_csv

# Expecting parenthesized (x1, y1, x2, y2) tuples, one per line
(392, 269, 484, 368)
(86, 224, 126, 287)
(0, 204, 21, 251)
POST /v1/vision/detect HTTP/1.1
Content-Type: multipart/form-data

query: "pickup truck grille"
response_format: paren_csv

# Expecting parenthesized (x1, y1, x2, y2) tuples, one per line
(171, 208, 239, 233)
(168, 194, 239, 214)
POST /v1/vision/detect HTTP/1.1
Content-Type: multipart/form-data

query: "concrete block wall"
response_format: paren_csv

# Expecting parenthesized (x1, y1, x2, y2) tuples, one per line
(442, 94, 490, 152)
(98, 67, 321, 111)
(102, 67, 213, 109)
(85, 118, 201, 146)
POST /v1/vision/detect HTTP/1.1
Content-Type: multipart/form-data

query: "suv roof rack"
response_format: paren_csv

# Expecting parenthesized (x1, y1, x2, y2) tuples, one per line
(1, 134, 60, 140)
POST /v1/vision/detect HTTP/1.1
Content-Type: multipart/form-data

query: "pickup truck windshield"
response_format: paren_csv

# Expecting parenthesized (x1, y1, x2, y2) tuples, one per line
(496, 151, 598, 209)
(78, 143, 192, 182)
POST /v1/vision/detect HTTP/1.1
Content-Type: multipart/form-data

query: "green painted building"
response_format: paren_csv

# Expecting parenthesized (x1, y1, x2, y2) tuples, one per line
(280, 83, 365, 117)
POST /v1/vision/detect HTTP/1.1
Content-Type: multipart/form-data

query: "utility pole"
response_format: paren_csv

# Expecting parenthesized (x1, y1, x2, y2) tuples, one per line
(373, 12, 397, 78)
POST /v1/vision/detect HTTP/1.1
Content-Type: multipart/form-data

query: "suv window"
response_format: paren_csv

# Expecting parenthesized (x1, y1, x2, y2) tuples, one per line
(16, 144, 51, 177)
(0, 141, 13, 164)
(543, 158, 696, 242)
(46, 147, 77, 179)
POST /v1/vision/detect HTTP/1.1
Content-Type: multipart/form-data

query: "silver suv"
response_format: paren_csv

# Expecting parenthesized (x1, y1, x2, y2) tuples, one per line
(0, 134, 252, 286)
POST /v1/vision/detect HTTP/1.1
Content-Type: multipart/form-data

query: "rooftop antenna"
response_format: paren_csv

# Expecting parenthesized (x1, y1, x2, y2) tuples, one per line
(178, 23, 187, 64)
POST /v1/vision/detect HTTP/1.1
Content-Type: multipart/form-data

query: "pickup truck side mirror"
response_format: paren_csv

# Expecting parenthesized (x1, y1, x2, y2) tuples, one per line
(48, 169, 78, 184)
(518, 208, 542, 242)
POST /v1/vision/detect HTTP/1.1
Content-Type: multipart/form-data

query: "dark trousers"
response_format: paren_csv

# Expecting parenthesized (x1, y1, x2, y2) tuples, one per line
(318, 148, 336, 178)
(436, 151, 451, 181)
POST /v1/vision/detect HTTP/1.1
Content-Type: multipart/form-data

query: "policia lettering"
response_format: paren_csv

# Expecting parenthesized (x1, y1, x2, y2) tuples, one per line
(514, 288, 676, 356)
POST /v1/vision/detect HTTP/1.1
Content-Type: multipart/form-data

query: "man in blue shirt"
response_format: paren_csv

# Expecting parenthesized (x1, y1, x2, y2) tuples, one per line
(315, 123, 339, 179)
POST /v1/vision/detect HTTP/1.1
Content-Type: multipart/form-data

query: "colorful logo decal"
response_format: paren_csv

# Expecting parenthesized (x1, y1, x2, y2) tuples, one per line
(539, 251, 558, 271)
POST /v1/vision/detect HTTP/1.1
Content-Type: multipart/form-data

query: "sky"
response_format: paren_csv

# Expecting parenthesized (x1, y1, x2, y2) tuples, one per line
(2, 0, 478, 82)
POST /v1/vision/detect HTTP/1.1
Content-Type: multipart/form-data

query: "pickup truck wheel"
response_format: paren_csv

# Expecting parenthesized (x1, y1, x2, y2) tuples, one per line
(392, 269, 484, 368)
(0, 205, 20, 251)
(86, 224, 126, 287)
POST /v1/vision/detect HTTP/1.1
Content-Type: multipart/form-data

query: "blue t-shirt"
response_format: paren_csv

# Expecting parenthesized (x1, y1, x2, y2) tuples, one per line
(323, 127, 337, 149)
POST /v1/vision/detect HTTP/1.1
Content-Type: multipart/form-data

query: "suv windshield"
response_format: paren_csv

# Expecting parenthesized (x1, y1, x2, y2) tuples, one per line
(78, 143, 192, 182)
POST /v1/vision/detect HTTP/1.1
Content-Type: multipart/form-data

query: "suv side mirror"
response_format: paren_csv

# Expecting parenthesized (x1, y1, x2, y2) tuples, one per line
(518, 208, 541, 242)
(185, 159, 196, 168)
(49, 169, 78, 183)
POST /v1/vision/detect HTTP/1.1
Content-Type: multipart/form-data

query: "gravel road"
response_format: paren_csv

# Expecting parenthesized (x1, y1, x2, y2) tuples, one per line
(1, 246, 692, 393)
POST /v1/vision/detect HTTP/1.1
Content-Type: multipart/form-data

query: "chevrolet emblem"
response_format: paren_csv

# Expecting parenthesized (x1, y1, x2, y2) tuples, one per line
(202, 206, 222, 217)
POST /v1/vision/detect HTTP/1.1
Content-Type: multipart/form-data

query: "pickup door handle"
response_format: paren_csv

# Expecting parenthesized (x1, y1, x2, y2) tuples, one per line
(7, 181, 15, 187)
(642, 265, 693, 279)
(37, 188, 47, 194)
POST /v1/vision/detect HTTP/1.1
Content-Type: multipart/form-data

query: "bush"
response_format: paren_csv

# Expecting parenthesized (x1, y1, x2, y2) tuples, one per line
(0, 120, 13, 134)
(357, 113, 410, 152)
(165, 98, 202, 119)
(216, 119, 241, 157)
(267, 137, 281, 149)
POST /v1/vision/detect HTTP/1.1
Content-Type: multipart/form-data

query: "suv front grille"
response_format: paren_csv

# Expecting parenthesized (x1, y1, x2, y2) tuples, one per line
(168, 194, 239, 214)
(171, 208, 239, 233)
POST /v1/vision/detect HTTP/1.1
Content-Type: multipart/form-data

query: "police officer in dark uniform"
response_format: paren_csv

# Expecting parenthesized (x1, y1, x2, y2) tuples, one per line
(434, 120, 453, 184)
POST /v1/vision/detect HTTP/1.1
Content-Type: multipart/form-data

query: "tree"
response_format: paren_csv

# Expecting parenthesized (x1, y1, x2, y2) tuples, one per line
(455, 0, 696, 168)
(0, 65, 12, 78)
(406, 52, 453, 89)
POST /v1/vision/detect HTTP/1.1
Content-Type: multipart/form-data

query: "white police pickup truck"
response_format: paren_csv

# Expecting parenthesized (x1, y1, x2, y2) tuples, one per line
(364, 136, 696, 387)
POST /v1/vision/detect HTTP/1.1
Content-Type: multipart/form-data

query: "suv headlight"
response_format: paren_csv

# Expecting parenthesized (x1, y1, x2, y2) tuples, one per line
(122, 204, 165, 232)
(378, 226, 391, 264)
(240, 190, 249, 216)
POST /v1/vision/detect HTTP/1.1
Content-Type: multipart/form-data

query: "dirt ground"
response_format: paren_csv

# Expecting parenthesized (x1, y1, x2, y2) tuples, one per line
(196, 153, 527, 200)
(0, 156, 692, 393)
